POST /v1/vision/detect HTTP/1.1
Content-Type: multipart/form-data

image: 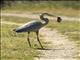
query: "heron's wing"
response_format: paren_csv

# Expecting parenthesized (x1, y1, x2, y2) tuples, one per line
(15, 20, 43, 32)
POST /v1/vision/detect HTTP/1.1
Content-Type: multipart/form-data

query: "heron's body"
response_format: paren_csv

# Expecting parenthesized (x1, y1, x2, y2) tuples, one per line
(15, 20, 47, 32)
(13, 13, 62, 49)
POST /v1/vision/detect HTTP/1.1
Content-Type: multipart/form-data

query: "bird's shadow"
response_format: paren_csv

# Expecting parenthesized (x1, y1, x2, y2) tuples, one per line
(34, 47, 52, 50)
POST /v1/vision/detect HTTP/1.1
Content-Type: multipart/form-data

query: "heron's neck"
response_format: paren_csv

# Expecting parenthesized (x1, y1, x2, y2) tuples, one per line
(40, 14, 49, 25)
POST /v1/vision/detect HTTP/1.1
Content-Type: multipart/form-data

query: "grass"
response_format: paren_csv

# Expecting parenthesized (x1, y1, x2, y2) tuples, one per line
(47, 20, 80, 59)
(1, 18, 40, 60)
(47, 20, 80, 47)
(48, 21, 80, 33)
(1, 1, 80, 17)
(2, 1, 80, 10)
(1, 16, 49, 60)
(1, 24, 38, 60)
(1, 16, 80, 47)
(1, 1, 80, 59)
(1, 16, 32, 24)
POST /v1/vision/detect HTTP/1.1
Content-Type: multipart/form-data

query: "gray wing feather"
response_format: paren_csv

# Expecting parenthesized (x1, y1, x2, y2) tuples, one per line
(15, 20, 43, 32)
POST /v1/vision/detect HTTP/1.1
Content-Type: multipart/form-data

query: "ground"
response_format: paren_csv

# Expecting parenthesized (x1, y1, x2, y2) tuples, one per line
(35, 28, 79, 60)
(1, 13, 80, 60)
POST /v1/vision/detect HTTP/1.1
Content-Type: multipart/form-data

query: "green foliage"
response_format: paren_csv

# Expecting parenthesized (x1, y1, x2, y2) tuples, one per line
(1, 1, 79, 17)
(2, 1, 80, 10)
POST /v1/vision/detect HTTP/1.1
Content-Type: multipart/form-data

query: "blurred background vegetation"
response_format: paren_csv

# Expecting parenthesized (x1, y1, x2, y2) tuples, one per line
(1, 0, 80, 17)
(1, 0, 80, 9)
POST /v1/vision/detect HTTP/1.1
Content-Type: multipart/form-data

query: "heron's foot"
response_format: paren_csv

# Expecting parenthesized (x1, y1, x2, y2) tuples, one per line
(41, 46, 44, 49)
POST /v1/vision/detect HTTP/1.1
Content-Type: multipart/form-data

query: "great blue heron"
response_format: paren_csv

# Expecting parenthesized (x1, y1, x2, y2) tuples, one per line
(13, 13, 62, 49)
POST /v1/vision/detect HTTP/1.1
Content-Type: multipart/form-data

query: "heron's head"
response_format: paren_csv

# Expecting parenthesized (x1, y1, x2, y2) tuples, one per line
(57, 17, 62, 23)
(40, 13, 55, 19)
(40, 13, 62, 22)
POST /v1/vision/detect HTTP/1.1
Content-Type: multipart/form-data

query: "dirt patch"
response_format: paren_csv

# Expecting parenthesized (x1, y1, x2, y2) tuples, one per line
(1, 21, 22, 25)
(1, 13, 80, 21)
(35, 28, 79, 60)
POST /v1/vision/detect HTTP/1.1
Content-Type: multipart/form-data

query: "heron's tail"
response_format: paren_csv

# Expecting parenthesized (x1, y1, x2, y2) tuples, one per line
(13, 29, 16, 31)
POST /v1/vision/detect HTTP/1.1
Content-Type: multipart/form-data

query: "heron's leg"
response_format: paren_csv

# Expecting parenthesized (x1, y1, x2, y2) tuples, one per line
(27, 32, 31, 47)
(36, 31, 43, 49)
